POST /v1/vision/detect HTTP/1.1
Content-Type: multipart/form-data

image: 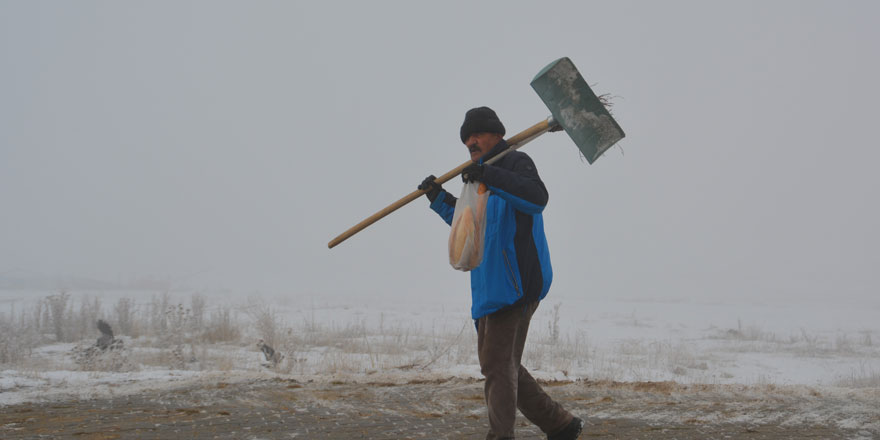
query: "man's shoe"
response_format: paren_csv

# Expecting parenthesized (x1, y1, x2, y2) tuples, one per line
(547, 417, 584, 440)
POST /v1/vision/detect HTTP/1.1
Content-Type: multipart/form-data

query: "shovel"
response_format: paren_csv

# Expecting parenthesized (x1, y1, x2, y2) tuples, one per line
(328, 57, 625, 249)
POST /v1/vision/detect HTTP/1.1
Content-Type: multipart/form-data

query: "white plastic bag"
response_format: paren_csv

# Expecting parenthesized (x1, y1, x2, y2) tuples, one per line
(448, 181, 489, 271)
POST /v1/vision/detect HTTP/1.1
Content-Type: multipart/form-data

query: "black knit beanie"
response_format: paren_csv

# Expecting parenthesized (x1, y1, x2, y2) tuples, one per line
(460, 106, 506, 143)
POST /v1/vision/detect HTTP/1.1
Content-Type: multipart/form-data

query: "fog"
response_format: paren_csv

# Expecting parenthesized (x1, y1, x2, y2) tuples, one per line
(2, 1, 878, 303)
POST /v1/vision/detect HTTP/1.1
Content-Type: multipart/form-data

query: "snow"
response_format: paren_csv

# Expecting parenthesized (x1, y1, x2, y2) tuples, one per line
(0, 367, 205, 405)
(1, 288, 878, 431)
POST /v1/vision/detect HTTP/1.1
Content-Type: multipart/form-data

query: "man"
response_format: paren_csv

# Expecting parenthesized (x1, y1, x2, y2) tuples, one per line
(418, 107, 584, 440)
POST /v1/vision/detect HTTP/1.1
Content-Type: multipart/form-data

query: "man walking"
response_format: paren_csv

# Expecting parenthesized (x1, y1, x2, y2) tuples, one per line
(419, 107, 584, 440)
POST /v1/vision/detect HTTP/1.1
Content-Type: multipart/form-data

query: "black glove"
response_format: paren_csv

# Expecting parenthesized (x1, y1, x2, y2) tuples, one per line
(418, 175, 443, 202)
(461, 163, 485, 183)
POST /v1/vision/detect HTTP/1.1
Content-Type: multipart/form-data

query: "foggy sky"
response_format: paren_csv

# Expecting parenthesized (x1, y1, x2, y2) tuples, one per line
(2, 1, 878, 302)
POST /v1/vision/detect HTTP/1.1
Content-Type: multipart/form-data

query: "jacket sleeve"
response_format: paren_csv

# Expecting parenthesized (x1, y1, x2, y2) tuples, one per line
(429, 190, 456, 225)
(481, 153, 548, 214)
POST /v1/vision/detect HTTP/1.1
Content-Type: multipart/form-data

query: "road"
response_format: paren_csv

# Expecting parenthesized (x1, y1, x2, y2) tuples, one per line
(1, 378, 875, 439)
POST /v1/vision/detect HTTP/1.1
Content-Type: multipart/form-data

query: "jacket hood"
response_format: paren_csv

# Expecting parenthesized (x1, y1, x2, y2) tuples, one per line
(478, 139, 509, 165)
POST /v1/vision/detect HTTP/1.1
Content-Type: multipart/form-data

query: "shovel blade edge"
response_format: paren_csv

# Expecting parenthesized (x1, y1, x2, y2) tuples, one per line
(531, 57, 625, 164)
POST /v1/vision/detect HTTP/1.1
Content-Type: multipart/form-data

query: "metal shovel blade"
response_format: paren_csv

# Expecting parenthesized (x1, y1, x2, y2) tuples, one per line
(531, 57, 625, 164)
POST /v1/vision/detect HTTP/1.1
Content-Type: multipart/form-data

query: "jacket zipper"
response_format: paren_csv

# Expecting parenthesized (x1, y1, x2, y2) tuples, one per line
(502, 249, 521, 297)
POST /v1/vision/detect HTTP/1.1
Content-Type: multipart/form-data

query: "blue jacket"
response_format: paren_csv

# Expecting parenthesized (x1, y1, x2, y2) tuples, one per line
(430, 140, 553, 319)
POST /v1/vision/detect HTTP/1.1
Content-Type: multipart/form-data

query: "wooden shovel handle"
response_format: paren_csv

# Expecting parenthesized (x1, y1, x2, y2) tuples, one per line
(327, 118, 555, 249)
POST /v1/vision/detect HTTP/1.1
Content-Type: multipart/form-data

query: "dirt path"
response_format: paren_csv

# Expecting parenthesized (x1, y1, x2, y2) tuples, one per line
(1, 378, 876, 439)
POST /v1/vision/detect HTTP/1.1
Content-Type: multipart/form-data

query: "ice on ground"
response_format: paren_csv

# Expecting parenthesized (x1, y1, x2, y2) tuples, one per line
(1, 288, 878, 432)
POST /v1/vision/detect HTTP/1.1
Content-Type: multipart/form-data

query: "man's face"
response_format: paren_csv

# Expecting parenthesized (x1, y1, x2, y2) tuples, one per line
(464, 132, 502, 162)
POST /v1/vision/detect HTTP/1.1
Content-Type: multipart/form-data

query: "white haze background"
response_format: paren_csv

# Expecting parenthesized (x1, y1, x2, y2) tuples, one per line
(2, 1, 878, 301)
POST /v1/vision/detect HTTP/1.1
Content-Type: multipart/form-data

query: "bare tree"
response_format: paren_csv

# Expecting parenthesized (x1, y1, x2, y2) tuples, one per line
(46, 291, 70, 342)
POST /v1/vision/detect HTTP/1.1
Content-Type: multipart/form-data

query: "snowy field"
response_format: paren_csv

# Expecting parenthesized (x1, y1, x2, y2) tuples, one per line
(2, 288, 879, 431)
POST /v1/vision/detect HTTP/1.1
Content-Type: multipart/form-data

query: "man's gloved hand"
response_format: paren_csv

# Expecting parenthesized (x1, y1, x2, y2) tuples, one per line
(418, 175, 443, 202)
(461, 163, 485, 183)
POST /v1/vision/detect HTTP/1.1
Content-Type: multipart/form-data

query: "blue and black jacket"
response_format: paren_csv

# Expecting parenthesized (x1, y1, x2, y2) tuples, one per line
(430, 140, 553, 319)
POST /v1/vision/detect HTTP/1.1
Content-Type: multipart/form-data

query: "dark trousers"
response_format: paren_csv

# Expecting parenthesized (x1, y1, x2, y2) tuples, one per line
(477, 301, 573, 439)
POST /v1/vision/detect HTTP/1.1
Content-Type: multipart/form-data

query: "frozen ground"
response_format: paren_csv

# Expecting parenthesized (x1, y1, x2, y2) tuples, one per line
(2, 377, 878, 439)
(1, 288, 879, 435)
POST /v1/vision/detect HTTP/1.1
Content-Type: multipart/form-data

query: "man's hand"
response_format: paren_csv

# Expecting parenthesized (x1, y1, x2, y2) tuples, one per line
(461, 163, 485, 183)
(418, 175, 443, 202)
